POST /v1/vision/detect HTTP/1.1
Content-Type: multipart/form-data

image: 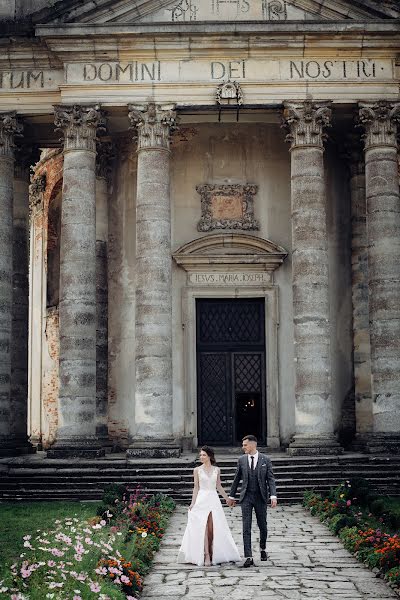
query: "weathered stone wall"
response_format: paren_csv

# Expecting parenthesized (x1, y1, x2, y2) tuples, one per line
(29, 150, 63, 448)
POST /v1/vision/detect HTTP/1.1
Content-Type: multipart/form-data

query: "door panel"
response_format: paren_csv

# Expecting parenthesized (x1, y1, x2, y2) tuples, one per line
(197, 352, 232, 445)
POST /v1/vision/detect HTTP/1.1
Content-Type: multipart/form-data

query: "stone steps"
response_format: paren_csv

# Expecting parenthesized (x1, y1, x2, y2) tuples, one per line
(0, 453, 399, 504)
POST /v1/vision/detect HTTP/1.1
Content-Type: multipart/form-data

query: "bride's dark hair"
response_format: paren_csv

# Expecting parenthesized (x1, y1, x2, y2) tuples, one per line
(200, 445, 217, 465)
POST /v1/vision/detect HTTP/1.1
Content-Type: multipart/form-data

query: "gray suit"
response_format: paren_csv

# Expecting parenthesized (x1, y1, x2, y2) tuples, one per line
(229, 453, 277, 558)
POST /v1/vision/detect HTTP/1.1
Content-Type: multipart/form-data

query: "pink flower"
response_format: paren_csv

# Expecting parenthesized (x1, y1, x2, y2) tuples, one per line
(100, 520, 106, 526)
(90, 582, 101, 593)
(127, 597, 138, 600)
(346, 500, 351, 506)
(47, 560, 56, 567)
(120, 575, 130, 584)
(73, 597, 82, 600)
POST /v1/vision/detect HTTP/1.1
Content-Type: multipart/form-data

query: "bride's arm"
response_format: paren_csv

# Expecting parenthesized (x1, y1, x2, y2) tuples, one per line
(189, 467, 199, 510)
(216, 468, 230, 503)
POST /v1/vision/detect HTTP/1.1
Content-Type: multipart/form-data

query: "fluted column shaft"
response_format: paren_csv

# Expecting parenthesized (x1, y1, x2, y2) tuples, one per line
(359, 101, 400, 452)
(48, 105, 105, 458)
(284, 101, 341, 455)
(127, 102, 179, 457)
(0, 113, 22, 455)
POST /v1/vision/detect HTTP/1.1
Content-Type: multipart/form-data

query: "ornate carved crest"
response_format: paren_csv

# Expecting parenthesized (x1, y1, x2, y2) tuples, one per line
(196, 184, 259, 232)
(216, 81, 244, 122)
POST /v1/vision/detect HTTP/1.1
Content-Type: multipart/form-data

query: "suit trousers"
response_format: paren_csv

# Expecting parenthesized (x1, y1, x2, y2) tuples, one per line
(241, 489, 267, 558)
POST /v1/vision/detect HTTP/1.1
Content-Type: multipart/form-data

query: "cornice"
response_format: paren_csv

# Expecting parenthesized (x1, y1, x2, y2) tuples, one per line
(35, 20, 400, 38)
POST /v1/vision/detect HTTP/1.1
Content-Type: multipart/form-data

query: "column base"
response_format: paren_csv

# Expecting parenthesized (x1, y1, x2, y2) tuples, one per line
(288, 434, 343, 456)
(365, 433, 400, 454)
(126, 440, 180, 459)
(0, 437, 36, 457)
(47, 439, 105, 458)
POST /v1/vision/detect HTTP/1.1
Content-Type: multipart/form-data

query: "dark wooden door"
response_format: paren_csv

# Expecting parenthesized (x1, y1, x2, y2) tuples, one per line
(196, 298, 266, 446)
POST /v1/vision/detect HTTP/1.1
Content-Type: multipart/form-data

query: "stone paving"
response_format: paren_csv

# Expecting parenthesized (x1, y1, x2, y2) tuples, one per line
(141, 504, 398, 600)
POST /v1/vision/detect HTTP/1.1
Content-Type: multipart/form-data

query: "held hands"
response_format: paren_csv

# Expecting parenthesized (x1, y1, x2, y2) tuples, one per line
(188, 503, 194, 511)
(226, 498, 236, 508)
(271, 498, 278, 508)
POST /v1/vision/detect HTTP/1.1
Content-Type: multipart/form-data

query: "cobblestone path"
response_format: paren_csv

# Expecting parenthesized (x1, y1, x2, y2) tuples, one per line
(141, 504, 397, 599)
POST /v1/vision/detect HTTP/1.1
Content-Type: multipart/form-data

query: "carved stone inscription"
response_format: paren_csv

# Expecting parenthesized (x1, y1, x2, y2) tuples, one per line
(197, 184, 259, 232)
(65, 59, 392, 85)
(188, 271, 271, 285)
(0, 70, 63, 90)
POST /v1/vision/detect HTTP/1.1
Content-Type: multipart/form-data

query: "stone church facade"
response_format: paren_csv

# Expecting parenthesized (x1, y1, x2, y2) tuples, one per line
(0, 0, 399, 458)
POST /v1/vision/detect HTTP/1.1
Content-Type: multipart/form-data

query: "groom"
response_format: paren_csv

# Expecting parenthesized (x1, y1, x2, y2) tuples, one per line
(228, 435, 277, 567)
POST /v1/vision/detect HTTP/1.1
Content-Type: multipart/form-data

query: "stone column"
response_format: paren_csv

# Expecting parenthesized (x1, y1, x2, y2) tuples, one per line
(11, 146, 36, 454)
(47, 105, 105, 458)
(359, 101, 400, 453)
(283, 100, 341, 455)
(345, 135, 373, 445)
(95, 140, 112, 446)
(127, 102, 179, 458)
(0, 113, 22, 455)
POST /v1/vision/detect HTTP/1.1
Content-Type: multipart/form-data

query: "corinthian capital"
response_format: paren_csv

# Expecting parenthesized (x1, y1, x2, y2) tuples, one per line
(54, 104, 106, 153)
(29, 173, 46, 216)
(0, 112, 23, 159)
(359, 101, 400, 149)
(283, 100, 331, 149)
(128, 102, 177, 151)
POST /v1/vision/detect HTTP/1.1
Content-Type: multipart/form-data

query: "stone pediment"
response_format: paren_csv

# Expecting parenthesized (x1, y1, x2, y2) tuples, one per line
(173, 233, 288, 272)
(36, 0, 400, 24)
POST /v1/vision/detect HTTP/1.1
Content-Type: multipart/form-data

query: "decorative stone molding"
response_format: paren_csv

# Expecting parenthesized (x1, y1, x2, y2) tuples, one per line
(0, 112, 23, 158)
(359, 101, 400, 149)
(173, 233, 287, 275)
(128, 102, 177, 151)
(283, 100, 331, 149)
(54, 104, 105, 152)
(96, 139, 115, 180)
(29, 174, 46, 215)
(196, 184, 259, 232)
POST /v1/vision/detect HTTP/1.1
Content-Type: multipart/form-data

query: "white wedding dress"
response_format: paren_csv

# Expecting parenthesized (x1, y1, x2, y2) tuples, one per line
(177, 466, 241, 566)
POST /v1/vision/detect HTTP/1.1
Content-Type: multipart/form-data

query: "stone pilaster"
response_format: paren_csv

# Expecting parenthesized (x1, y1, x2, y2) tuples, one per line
(344, 135, 373, 447)
(95, 140, 113, 446)
(47, 105, 105, 458)
(283, 100, 341, 455)
(11, 145, 37, 454)
(0, 112, 22, 455)
(127, 102, 179, 458)
(358, 101, 400, 453)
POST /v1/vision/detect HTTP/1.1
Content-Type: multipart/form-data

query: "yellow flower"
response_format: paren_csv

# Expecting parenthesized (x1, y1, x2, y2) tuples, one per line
(340, 494, 344, 499)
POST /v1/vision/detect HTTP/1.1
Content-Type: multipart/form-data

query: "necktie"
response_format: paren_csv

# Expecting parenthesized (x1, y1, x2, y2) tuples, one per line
(251, 455, 254, 471)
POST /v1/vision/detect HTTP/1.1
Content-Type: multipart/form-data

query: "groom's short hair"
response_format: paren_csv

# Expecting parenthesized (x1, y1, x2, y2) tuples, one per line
(242, 435, 257, 443)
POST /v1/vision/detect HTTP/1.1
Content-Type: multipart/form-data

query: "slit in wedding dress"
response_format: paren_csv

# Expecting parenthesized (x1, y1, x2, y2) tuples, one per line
(204, 511, 214, 565)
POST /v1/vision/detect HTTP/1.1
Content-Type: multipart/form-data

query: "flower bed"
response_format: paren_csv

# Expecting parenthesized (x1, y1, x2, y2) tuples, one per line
(303, 479, 400, 594)
(0, 486, 175, 600)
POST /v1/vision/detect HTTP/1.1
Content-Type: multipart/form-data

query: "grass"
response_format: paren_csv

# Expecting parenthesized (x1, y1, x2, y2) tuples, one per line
(0, 501, 96, 579)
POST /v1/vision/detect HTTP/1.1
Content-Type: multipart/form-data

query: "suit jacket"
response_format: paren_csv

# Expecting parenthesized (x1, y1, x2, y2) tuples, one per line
(229, 453, 277, 503)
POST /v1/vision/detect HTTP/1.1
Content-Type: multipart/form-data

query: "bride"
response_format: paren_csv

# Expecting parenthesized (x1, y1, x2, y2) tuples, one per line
(177, 446, 241, 566)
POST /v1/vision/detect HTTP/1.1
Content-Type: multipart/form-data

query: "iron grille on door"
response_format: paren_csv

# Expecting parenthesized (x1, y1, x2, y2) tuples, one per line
(197, 299, 266, 445)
